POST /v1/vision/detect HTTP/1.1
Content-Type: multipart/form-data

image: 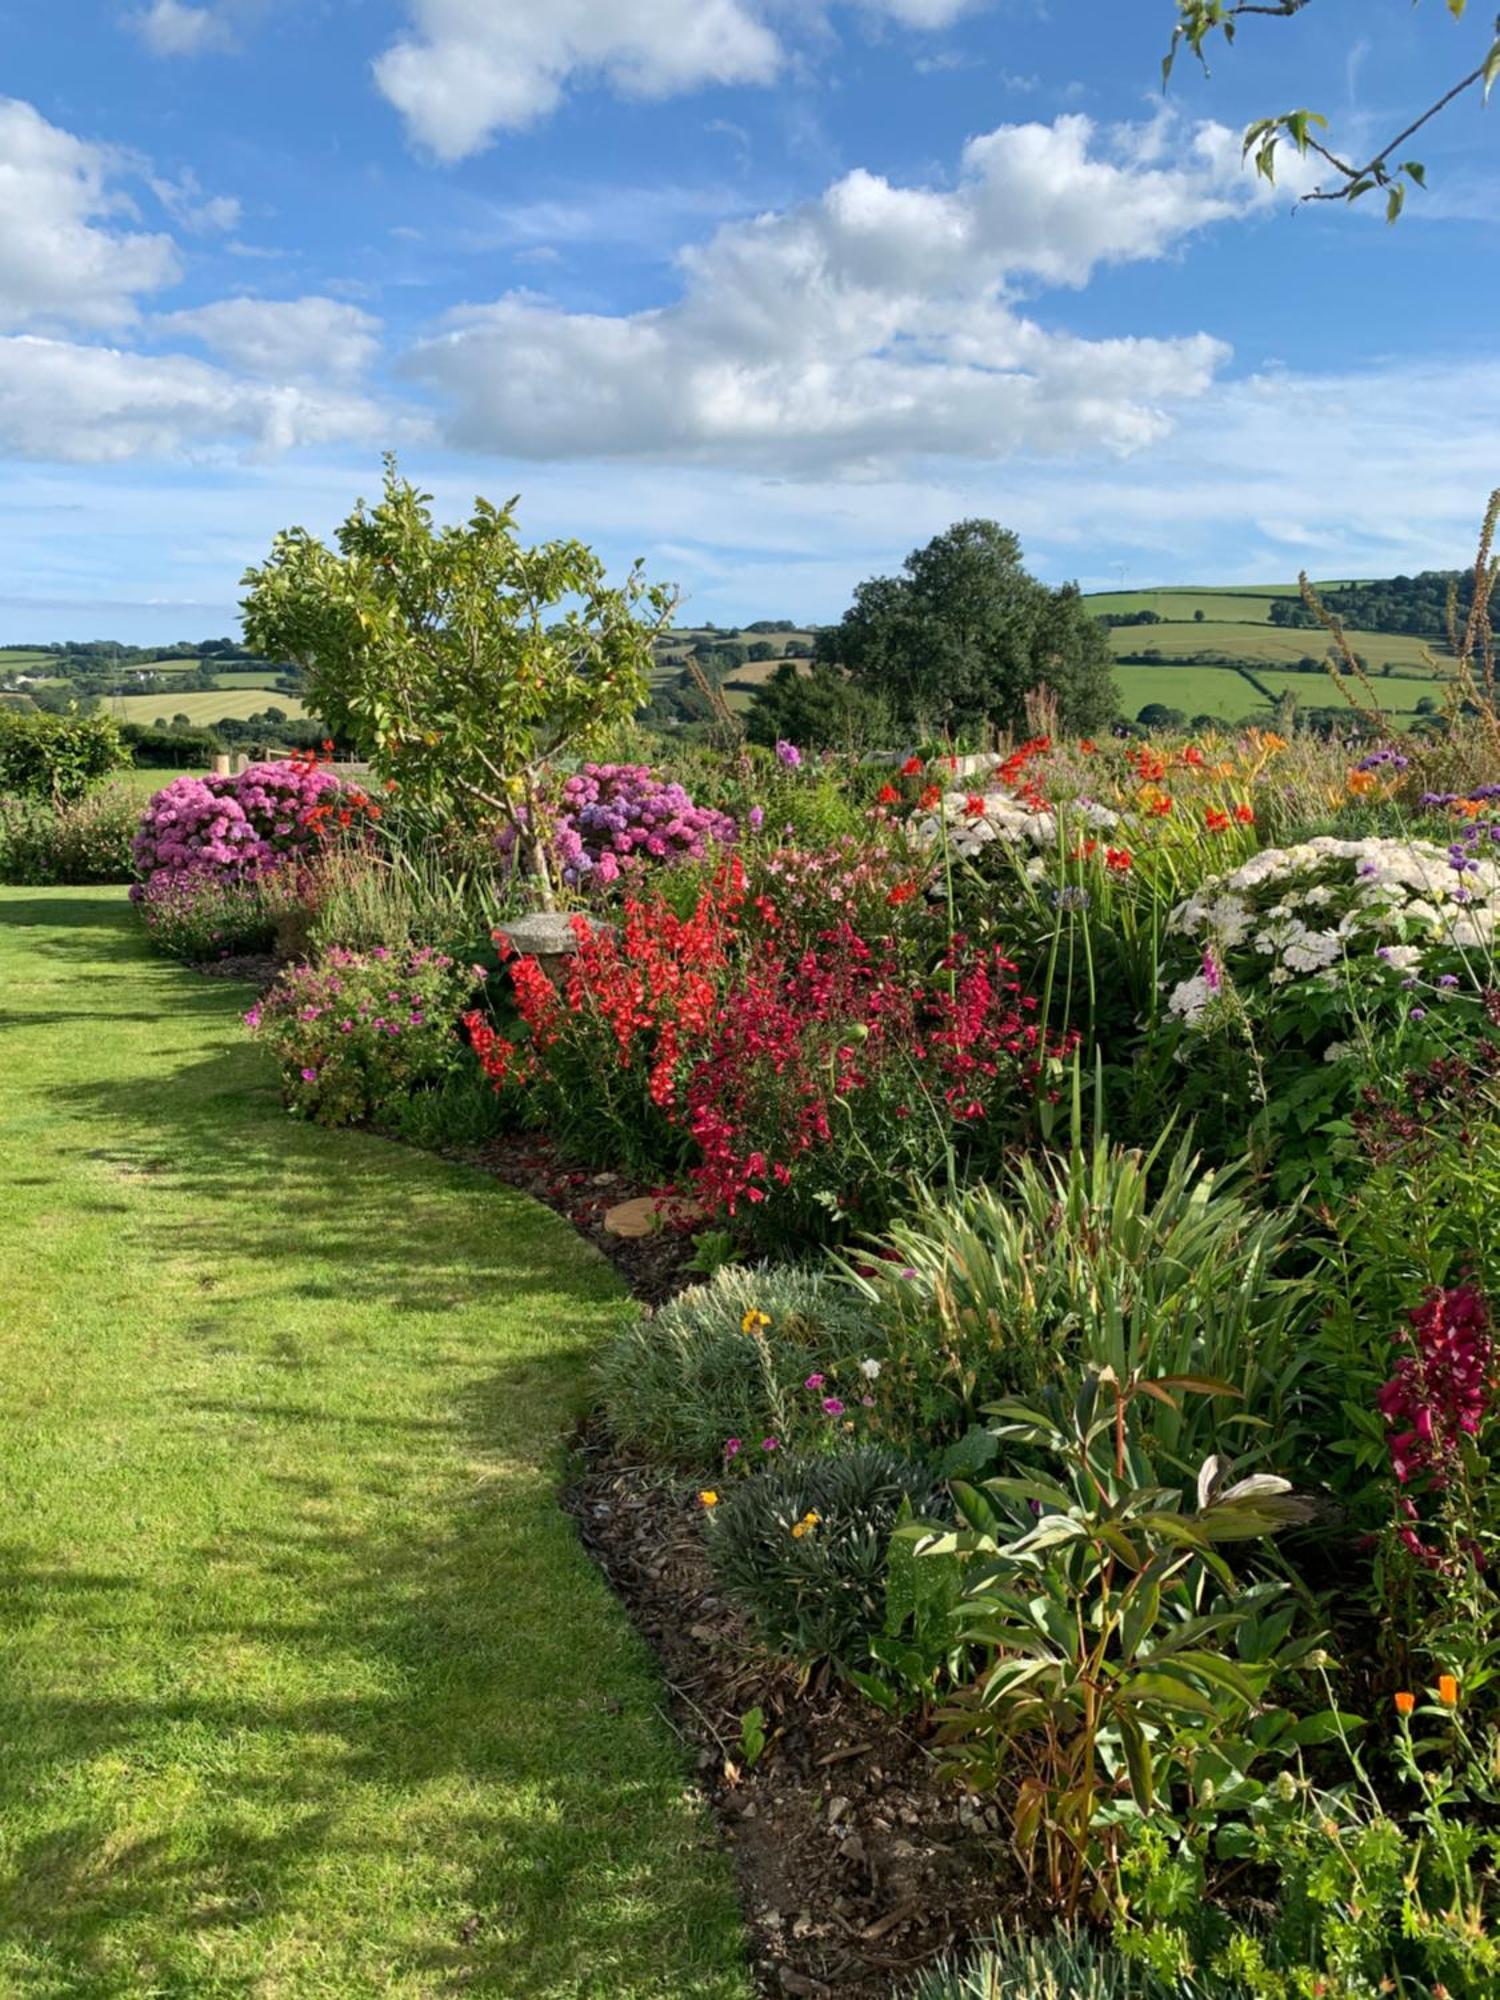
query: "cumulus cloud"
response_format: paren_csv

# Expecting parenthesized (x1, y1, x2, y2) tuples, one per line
(128, 0, 236, 55)
(376, 0, 999, 158)
(0, 335, 396, 462)
(405, 115, 1250, 473)
(156, 296, 384, 382)
(0, 98, 179, 330)
(376, 0, 783, 160)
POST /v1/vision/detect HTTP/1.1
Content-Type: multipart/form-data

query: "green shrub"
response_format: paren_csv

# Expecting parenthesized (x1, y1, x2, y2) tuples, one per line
(305, 842, 514, 963)
(246, 945, 482, 1128)
(905, 1928, 1205, 1999)
(845, 1134, 1311, 1472)
(706, 1444, 947, 1667)
(0, 710, 128, 802)
(595, 1264, 879, 1472)
(0, 787, 138, 885)
(136, 868, 298, 961)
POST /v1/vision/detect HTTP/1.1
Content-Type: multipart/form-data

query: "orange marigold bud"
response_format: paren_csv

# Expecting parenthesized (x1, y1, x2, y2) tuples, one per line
(1394, 1691, 1415, 1716)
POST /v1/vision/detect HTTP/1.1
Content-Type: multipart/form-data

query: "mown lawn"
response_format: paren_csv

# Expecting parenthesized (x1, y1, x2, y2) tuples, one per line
(0, 889, 749, 1999)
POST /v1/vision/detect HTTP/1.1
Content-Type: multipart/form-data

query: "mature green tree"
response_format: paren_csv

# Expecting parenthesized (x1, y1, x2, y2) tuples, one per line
(814, 520, 1118, 737)
(745, 660, 895, 752)
(241, 459, 673, 904)
(1166, 1, 1500, 220)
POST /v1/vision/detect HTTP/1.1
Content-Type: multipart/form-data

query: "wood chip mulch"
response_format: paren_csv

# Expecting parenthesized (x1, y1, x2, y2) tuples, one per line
(564, 1425, 1025, 1997)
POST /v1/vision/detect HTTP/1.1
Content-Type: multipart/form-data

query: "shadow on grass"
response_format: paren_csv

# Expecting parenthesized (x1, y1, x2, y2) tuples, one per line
(0, 922, 742, 1997)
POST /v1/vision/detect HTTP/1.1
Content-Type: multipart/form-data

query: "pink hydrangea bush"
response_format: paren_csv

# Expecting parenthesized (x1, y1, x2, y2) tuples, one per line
(130, 759, 344, 898)
(500, 763, 736, 888)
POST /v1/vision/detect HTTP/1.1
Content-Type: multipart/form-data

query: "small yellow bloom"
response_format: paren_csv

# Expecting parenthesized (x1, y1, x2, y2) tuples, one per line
(1439, 1673, 1460, 1707)
(741, 1309, 771, 1337)
(698, 1490, 719, 1509)
(790, 1510, 821, 1540)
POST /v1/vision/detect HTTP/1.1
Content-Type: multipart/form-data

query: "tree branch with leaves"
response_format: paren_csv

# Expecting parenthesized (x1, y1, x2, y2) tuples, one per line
(240, 458, 676, 910)
(1166, 0, 1500, 219)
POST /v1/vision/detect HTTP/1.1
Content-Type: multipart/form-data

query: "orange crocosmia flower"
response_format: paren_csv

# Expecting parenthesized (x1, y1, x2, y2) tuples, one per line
(1439, 1674, 1459, 1707)
(1234, 803, 1255, 825)
(1454, 797, 1485, 820)
(1079, 739, 1097, 755)
(1394, 1691, 1416, 1716)
(1204, 808, 1231, 833)
(1347, 771, 1377, 797)
(1181, 745, 1205, 768)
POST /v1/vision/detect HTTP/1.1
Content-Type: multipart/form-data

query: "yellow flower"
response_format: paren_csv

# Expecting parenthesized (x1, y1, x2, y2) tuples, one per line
(698, 1490, 719, 1509)
(741, 1309, 771, 1337)
(1439, 1673, 1460, 1707)
(790, 1510, 821, 1540)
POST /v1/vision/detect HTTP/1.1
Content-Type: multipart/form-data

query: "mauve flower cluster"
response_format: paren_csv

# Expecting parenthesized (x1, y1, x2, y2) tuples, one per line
(130, 761, 342, 898)
(501, 764, 735, 887)
(246, 944, 480, 1127)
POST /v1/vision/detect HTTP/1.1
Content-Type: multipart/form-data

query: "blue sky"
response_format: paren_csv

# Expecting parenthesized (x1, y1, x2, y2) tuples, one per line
(1, 0, 1498, 641)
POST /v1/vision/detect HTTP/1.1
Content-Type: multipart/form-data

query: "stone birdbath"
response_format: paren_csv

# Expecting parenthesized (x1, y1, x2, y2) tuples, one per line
(495, 911, 617, 987)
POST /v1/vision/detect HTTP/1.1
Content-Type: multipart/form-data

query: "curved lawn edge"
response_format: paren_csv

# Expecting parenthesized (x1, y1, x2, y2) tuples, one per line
(0, 888, 750, 1999)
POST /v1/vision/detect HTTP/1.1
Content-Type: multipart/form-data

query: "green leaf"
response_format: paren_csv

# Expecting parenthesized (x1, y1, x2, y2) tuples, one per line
(1387, 183, 1406, 225)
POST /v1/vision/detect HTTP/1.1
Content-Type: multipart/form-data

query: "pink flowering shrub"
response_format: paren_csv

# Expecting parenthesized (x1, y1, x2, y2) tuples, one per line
(1380, 1284, 1496, 1570)
(246, 945, 482, 1127)
(130, 757, 349, 898)
(500, 763, 735, 888)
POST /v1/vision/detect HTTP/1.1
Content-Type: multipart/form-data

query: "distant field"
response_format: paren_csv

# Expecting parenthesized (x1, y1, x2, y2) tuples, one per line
(103, 689, 309, 727)
(1089, 589, 1300, 624)
(1109, 619, 1442, 677)
(1113, 666, 1259, 721)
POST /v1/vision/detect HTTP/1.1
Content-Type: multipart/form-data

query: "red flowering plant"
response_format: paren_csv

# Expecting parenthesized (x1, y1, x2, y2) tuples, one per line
(683, 923, 1074, 1248)
(466, 861, 744, 1172)
(1368, 1284, 1500, 1708)
(736, 834, 940, 956)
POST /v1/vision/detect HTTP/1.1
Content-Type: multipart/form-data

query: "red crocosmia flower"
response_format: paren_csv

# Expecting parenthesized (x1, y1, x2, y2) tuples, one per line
(1181, 745, 1205, 768)
(962, 794, 987, 820)
(876, 784, 900, 805)
(1204, 808, 1231, 833)
(886, 882, 918, 906)
(900, 756, 924, 777)
(1079, 739, 1097, 755)
(1234, 803, 1255, 825)
(1105, 847, 1132, 872)
(919, 784, 942, 810)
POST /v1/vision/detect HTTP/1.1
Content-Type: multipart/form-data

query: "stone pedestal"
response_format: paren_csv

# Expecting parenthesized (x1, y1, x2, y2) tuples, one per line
(211, 754, 232, 778)
(495, 911, 617, 987)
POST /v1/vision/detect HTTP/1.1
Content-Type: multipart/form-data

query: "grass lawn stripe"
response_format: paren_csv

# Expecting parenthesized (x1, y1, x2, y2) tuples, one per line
(0, 887, 749, 2000)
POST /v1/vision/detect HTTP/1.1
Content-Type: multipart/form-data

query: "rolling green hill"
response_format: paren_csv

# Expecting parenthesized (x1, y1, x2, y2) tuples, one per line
(1085, 581, 1455, 727)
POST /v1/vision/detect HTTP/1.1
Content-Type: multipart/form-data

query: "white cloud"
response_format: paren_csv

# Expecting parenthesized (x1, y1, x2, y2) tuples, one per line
(0, 335, 397, 463)
(0, 98, 178, 330)
(156, 296, 384, 382)
(149, 168, 241, 235)
(405, 115, 1250, 473)
(375, 0, 1000, 158)
(128, 0, 236, 55)
(376, 0, 783, 160)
